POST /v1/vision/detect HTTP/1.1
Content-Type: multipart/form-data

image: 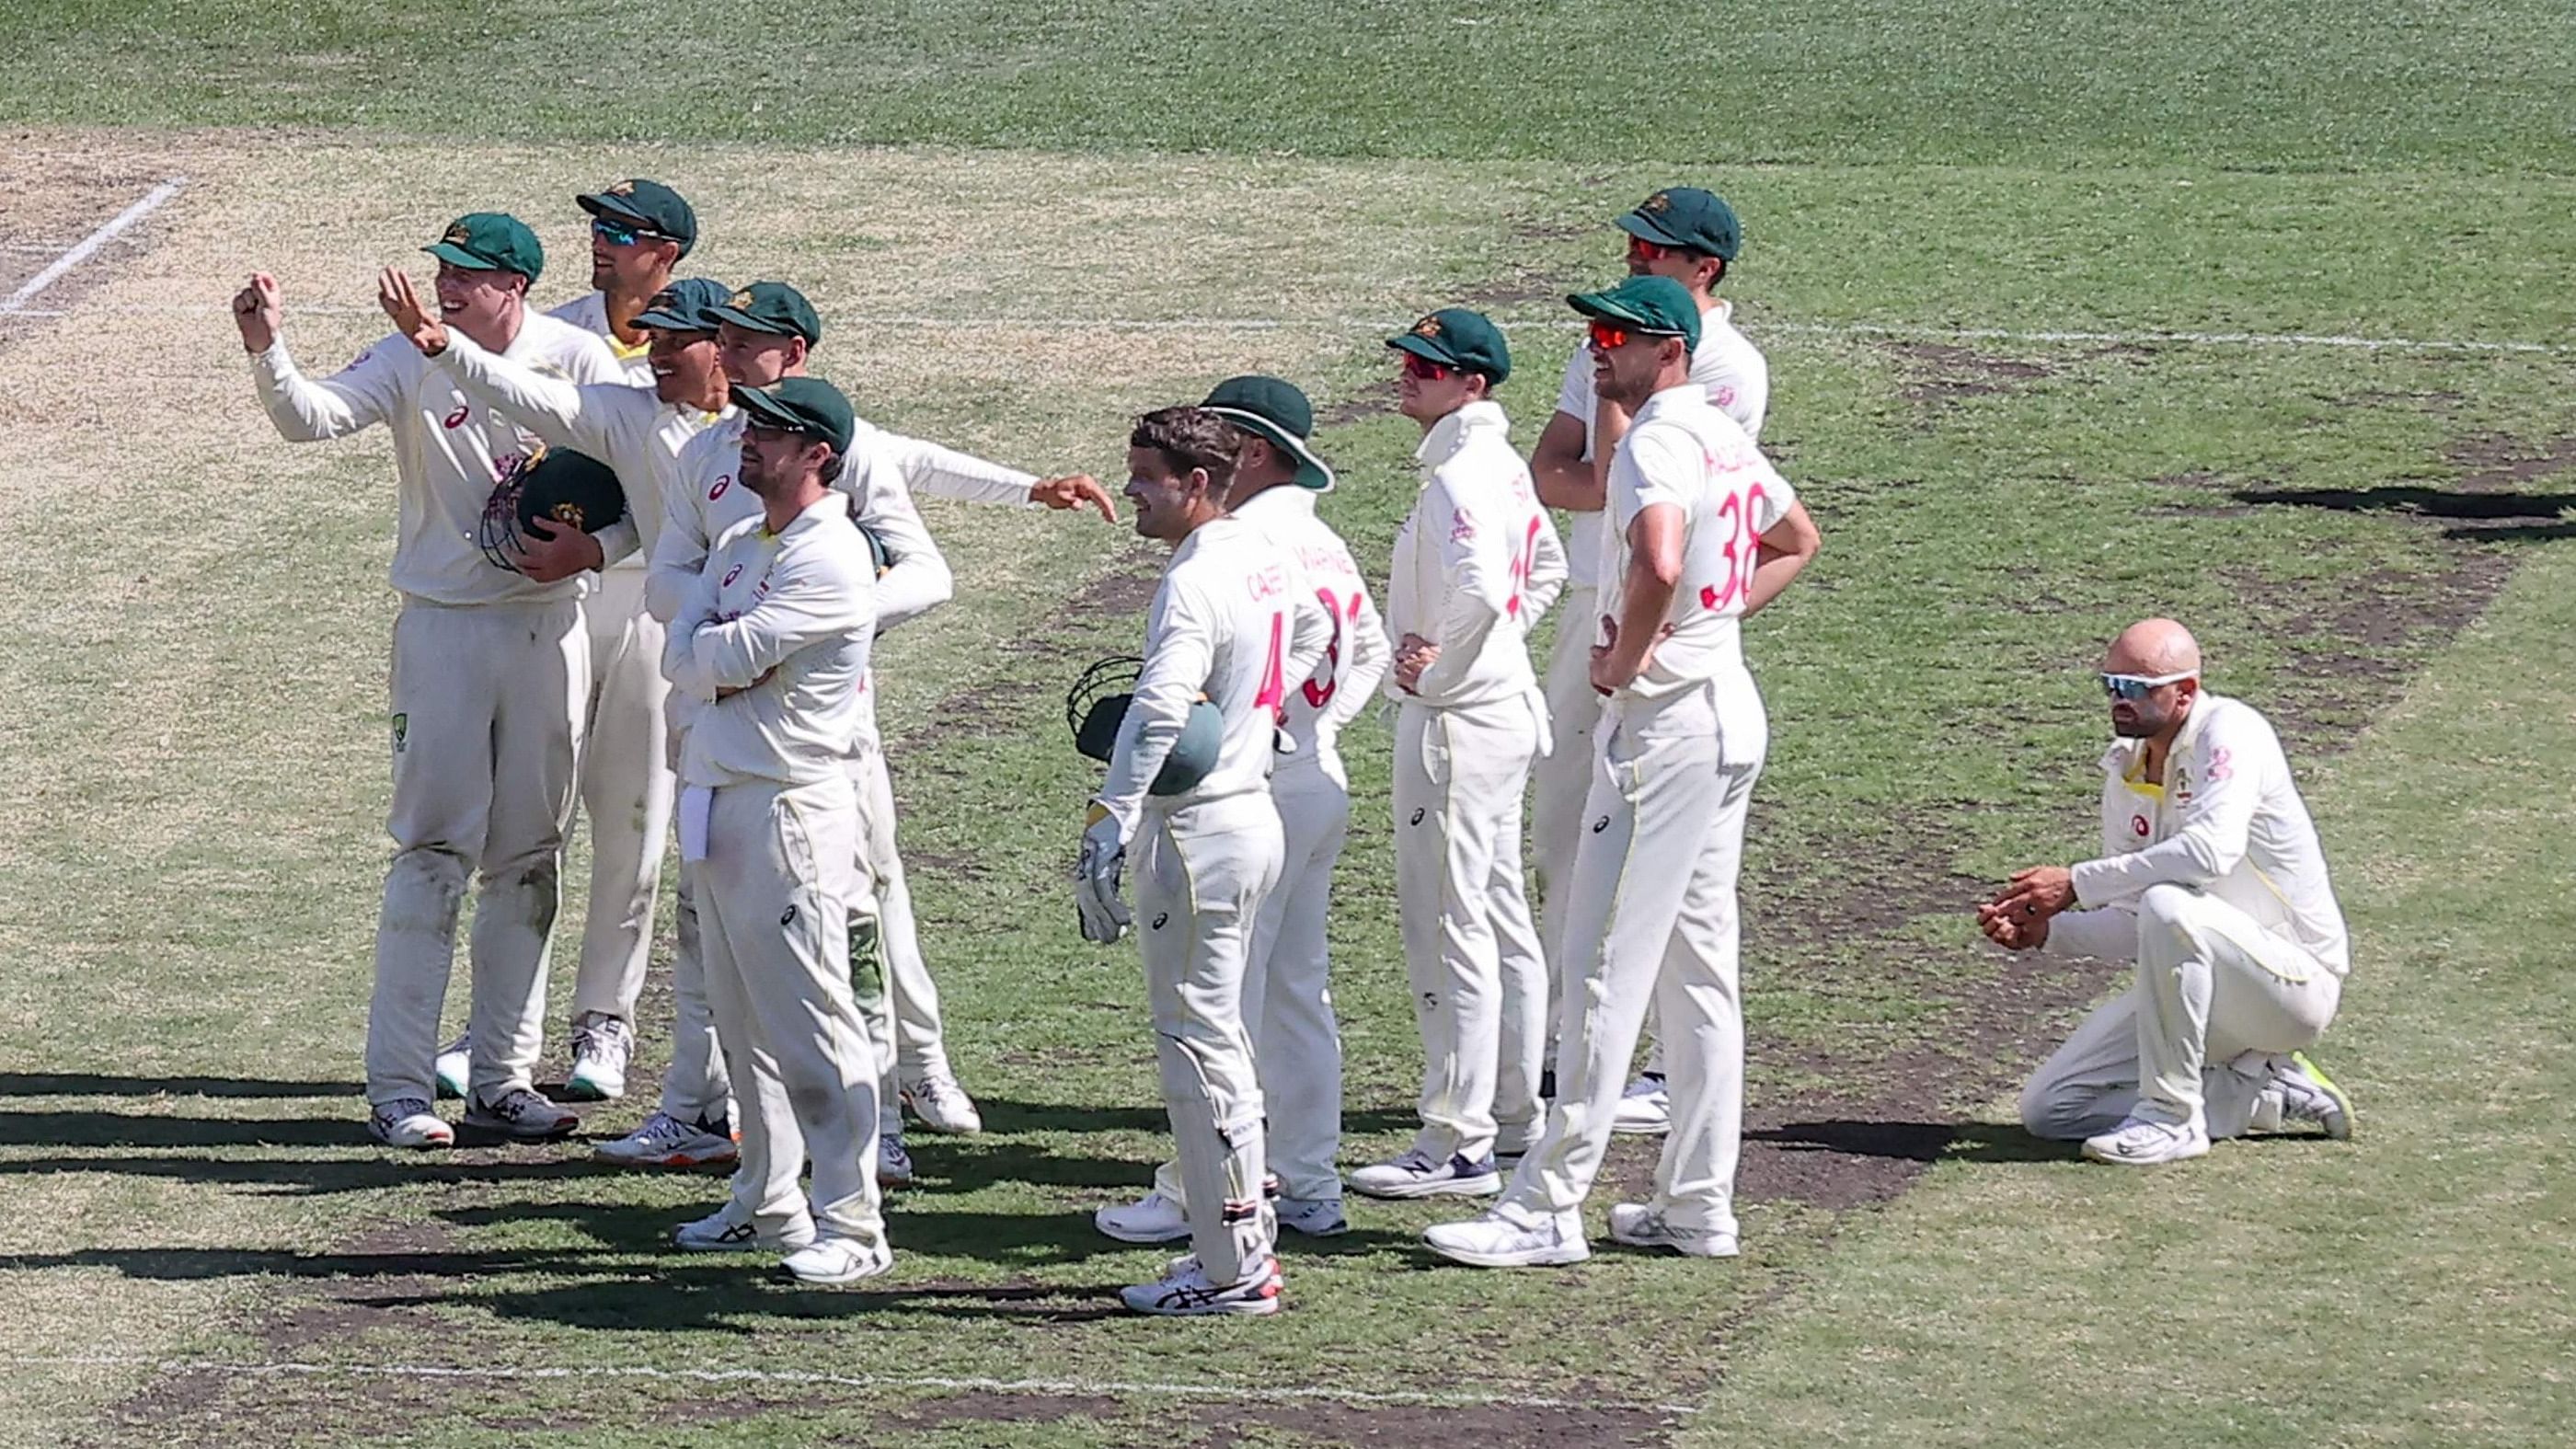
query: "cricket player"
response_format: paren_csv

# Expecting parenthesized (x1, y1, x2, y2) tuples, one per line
(234, 214, 621, 1147)
(1427, 277, 1820, 1267)
(1095, 376, 1385, 1245)
(1984, 618, 2357, 1165)
(1076, 406, 1328, 1316)
(548, 178, 697, 385)
(661, 377, 891, 1283)
(383, 271, 734, 1107)
(1349, 309, 1565, 1202)
(1528, 187, 1770, 1136)
(625, 281, 1118, 1182)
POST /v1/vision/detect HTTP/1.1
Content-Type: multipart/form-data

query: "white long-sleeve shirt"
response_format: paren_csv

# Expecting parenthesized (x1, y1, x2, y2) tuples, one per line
(1552, 297, 1769, 591)
(547, 291, 656, 385)
(249, 316, 621, 606)
(430, 332, 725, 572)
(1386, 400, 1566, 709)
(1596, 383, 1796, 701)
(1231, 484, 1388, 787)
(1095, 516, 1331, 841)
(664, 493, 877, 788)
(2048, 693, 2352, 974)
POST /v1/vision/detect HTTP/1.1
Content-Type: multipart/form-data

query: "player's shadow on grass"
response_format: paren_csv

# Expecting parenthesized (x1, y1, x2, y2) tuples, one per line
(969, 1097, 1419, 1138)
(0, 1073, 364, 1098)
(0, 1149, 633, 1194)
(2233, 483, 2576, 543)
(0, 1110, 379, 1149)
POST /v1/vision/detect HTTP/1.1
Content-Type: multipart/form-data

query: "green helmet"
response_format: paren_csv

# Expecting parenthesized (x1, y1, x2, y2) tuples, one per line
(1066, 657, 1223, 796)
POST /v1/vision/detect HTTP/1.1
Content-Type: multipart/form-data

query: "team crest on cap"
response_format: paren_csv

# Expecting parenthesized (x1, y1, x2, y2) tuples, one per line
(730, 288, 756, 309)
(1411, 316, 1443, 339)
(443, 223, 471, 245)
(1641, 190, 1673, 213)
(606, 179, 637, 196)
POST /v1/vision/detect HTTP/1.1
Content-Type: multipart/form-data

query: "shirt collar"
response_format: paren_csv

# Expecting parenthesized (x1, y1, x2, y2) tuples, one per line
(1632, 383, 1703, 424)
(764, 491, 849, 540)
(1414, 398, 1508, 469)
(1231, 482, 1315, 523)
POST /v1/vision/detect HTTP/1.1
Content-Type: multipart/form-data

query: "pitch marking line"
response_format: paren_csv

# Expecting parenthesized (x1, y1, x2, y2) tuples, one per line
(0, 178, 186, 316)
(11, 1355, 1705, 1417)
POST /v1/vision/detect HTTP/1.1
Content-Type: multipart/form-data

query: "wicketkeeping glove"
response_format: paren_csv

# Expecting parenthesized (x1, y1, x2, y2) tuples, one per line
(1074, 804, 1132, 945)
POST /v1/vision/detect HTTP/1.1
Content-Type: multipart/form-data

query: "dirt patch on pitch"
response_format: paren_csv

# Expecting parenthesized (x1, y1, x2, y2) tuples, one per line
(0, 131, 209, 348)
(1885, 340, 2056, 410)
(1195, 1397, 1685, 1448)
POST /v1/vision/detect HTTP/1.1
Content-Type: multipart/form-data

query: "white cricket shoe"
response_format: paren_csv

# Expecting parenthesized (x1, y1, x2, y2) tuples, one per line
(673, 1200, 812, 1253)
(780, 1236, 894, 1286)
(463, 1087, 578, 1142)
(1607, 1202, 1739, 1259)
(2275, 1052, 2355, 1140)
(596, 1110, 737, 1168)
(1611, 1074, 1672, 1136)
(433, 1032, 471, 1100)
(1347, 1148, 1501, 1200)
(2082, 1116, 2210, 1166)
(902, 1073, 983, 1135)
(563, 1013, 632, 1102)
(1095, 1189, 1191, 1244)
(367, 1098, 454, 1149)
(1421, 1203, 1590, 1268)
(1276, 1196, 1349, 1238)
(878, 1133, 914, 1189)
(1120, 1254, 1282, 1317)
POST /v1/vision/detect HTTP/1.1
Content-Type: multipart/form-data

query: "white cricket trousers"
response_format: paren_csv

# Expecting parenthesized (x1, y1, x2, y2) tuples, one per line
(569, 566, 673, 1026)
(1151, 753, 1351, 1206)
(1503, 673, 1765, 1236)
(656, 860, 730, 1126)
(367, 598, 587, 1107)
(2018, 886, 2343, 1141)
(1139, 791, 1284, 1285)
(857, 750, 953, 1085)
(699, 774, 886, 1253)
(1394, 696, 1547, 1162)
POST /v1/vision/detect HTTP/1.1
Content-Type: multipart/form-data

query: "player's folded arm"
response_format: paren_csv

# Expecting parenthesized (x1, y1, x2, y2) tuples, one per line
(679, 548, 875, 693)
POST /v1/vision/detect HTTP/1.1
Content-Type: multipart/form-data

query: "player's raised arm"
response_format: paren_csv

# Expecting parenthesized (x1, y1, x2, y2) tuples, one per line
(240, 272, 404, 442)
(848, 474, 955, 631)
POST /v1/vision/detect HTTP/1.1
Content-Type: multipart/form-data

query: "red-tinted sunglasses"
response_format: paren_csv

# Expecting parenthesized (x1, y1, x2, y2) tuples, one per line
(1587, 318, 1638, 351)
(1626, 234, 1684, 265)
(1398, 352, 1456, 382)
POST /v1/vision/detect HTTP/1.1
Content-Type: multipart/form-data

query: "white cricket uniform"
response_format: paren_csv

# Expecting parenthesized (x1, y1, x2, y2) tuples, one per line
(1099, 516, 1327, 1283)
(1146, 483, 1387, 1209)
(432, 333, 726, 1036)
(548, 292, 657, 385)
(647, 412, 1029, 1128)
(666, 494, 884, 1251)
(1501, 380, 1790, 1239)
(1534, 302, 1768, 1070)
(248, 315, 621, 1108)
(1386, 399, 1567, 1163)
(2018, 694, 2349, 1141)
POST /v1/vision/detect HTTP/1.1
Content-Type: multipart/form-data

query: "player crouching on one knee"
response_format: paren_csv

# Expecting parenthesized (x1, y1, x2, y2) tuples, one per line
(1983, 617, 2357, 1166)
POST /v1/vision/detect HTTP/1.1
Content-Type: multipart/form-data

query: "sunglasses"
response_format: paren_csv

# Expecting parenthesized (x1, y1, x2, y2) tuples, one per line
(592, 217, 668, 247)
(1398, 353, 1456, 382)
(1626, 235, 1684, 264)
(2099, 670, 2198, 701)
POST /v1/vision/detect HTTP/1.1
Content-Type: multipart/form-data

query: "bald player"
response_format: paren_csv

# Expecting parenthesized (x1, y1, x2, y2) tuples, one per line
(236, 213, 621, 1147)
(1428, 277, 1819, 1268)
(1985, 619, 2357, 1166)
(1351, 308, 1566, 1202)
(549, 178, 696, 384)
(634, 281, 1118, 1184)
(382, 271, 733, 1108)
(1094, 376, 1386, 1245)
(1528, 187, 1769, 1137)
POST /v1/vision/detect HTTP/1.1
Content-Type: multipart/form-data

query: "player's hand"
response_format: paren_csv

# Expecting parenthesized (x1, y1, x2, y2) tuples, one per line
(1589, 616, 1672, 696)
(1074, 807, 1132, 944)
(376, 268, 450, 357)
(232, 272, 282, 354)
(1393, 633, 1439, 693)
(1994, 866, 2076, 923)
(1975, 900, 2050, 951)
(514, 514, 605, 582)
(1030, 473, 1118, 522)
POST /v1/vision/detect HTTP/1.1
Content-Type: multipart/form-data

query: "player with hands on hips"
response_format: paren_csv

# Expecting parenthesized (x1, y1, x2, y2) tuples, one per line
(1427, 276, 1818, 1270)
(236, 213, 622, 1149)
(1351, 308, 1565, 1202)
(1987, 618, 2357, 1165)
(1075, 407, 1328, 1317)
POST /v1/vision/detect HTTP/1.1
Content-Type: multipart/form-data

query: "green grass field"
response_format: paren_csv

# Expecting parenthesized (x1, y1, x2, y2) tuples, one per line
(1, 4, 2571, 1445)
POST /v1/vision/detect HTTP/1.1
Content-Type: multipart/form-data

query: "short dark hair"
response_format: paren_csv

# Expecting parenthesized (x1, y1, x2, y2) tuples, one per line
(1130, 407, 1239, 486)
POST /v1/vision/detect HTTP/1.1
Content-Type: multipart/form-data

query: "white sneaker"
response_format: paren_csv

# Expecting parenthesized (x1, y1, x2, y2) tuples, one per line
(1095, 1189, 1191, 1244)
(1347, 1148, 1501, 1200)
(564, 1013, 632, 1102)
(902, 1073, 983, 1135)
(1611, 1074, 1671, 1136)
(1120, 1253, 1282, 1317)
(463, 1087, 577, 1142)
(2082, 1116, 2211, 1166)
(878, 1133, 915, 1189)
(1607, 1202, 1739, 1258)
(596, 1110, 737, 1168)
(1422, 1204, 1590, 1268)
(1276, 1195, 1349, 1237)
(779, 1236, 894, 1286)
(673, 1201, 811, 1253)
(433, 1033, 471, 1100)
(367, 1098, 454, 1149)
(2275, 1052, 2355, 1140)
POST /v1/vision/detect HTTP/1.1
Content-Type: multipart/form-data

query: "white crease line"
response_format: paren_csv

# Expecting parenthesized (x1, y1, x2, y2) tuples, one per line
(0, 178, 186, 316)
(5, 1355, 1701, 1416)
